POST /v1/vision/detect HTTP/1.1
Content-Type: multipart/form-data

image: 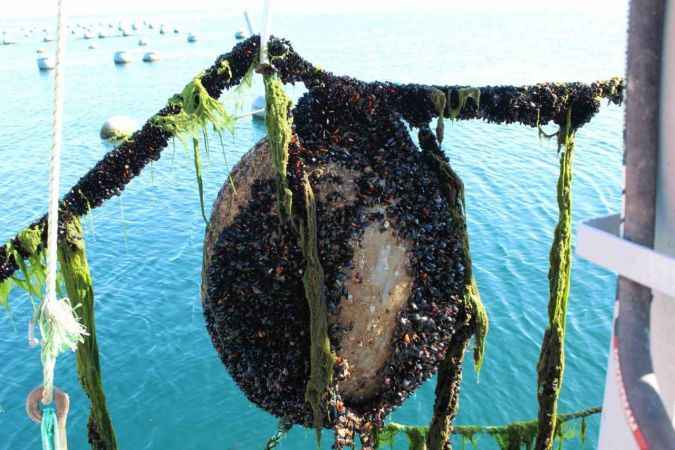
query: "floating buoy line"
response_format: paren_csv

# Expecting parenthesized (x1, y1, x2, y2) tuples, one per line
(0, 34, 624, 450)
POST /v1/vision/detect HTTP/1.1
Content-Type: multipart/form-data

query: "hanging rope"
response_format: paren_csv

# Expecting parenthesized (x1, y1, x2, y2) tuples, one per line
(41, 407, 61, 450)
(22, 9, 87, 450)
(37, 0, 87, 407)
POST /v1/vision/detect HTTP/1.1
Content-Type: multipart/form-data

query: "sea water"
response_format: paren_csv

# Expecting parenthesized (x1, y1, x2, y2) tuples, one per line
(0, 9, 626, 449)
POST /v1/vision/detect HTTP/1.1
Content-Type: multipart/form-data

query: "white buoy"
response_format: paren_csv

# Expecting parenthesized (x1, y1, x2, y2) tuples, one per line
(37, 56, 56, 71)
(251, 96, 266, 120)
(159, 25, 166, 35)
(234, 29, 245, 39)
(138, 39, 148, 46)
(100, 116, 138, 141)
(142, 51, 160, 62)
(113, 51, 133, 64)
(187, 33, 197, 43)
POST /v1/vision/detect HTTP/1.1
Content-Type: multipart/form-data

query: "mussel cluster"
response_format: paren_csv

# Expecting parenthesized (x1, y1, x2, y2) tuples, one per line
(202, 58, 471, 447)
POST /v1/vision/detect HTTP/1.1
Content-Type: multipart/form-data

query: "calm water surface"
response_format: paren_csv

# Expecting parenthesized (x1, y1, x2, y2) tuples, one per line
(0, 10, 626, 449)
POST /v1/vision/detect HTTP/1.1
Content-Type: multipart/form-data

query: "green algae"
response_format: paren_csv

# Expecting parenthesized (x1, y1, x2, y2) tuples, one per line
(58, 217, 118, 450)
(378, 407, 600, 450)
(448, 88, 481, 119)
(192, 137, 208, 223)
(430, 88, 447, 144)
(0, 225, 48, 308)
(427, 326, 472, 450)
(421, 134, 489, 450)
(153, 75, 237, 139)
(467, 278, 488, 377)
(298, 174, 336, 446)
(263, 73, 294, 221)
(152, 71, 252, 224)
(377, 423, 429, 450)
(263, 74, 333, 445)
(534, 108, 575, 450)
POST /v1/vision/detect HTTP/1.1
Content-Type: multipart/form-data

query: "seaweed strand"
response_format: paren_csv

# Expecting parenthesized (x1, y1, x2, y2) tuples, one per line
(377, 407, 600, 450)
(263, 73, 294, 221)
(298, 173, 336, 446)
(417, 126, 488, 450)
(192, 137, 208, 223)
(534, 108, 575, 450)
(58, 217, 117, 450)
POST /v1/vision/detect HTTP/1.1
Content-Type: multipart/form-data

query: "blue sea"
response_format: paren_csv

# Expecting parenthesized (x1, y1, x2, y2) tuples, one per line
(0, 9, 626, 449)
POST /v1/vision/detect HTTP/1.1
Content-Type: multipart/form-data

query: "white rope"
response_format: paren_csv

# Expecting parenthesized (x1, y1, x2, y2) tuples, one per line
(46, 0, 66, 309)
(259, 0, 271, 65)
(38, 0, 87, 407)
(42, 0, 68, 407)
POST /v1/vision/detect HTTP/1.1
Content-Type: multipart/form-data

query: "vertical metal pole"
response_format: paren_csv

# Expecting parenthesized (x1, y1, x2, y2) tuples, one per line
(651, 0, 675, 426)
(599, 0, 675, 448)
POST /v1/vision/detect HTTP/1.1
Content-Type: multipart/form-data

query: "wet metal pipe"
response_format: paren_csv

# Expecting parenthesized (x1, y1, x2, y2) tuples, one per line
(612, 0, 675, 448)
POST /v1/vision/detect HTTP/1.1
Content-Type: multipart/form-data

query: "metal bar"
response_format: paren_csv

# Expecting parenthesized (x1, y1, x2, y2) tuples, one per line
(577, 215, 675, 298)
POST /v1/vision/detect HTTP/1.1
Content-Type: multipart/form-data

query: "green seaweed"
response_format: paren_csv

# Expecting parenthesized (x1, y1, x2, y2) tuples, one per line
(422, 136, 488, 450)
(1, 225, 47, 308)
(430, 88, 447, 144)
(376, 423, 429, 450)
(467, 278, 488, 377)
(263, 74, 332, 446)
(448, 88, 481, 120)
(379, 407, 600, 450)
(0, 223, 72, 314)
(298, 174, 336, 446)
(0, 278, 13, 309)
(534, 108, 575, 450)
(58, 217, 118, 450)
(427, 327, 471, 450)
(192, 137, 208, 223)
(263, 73, 294, 221)
(153, 75, 237, 140)
(151, 73, 247, 223)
